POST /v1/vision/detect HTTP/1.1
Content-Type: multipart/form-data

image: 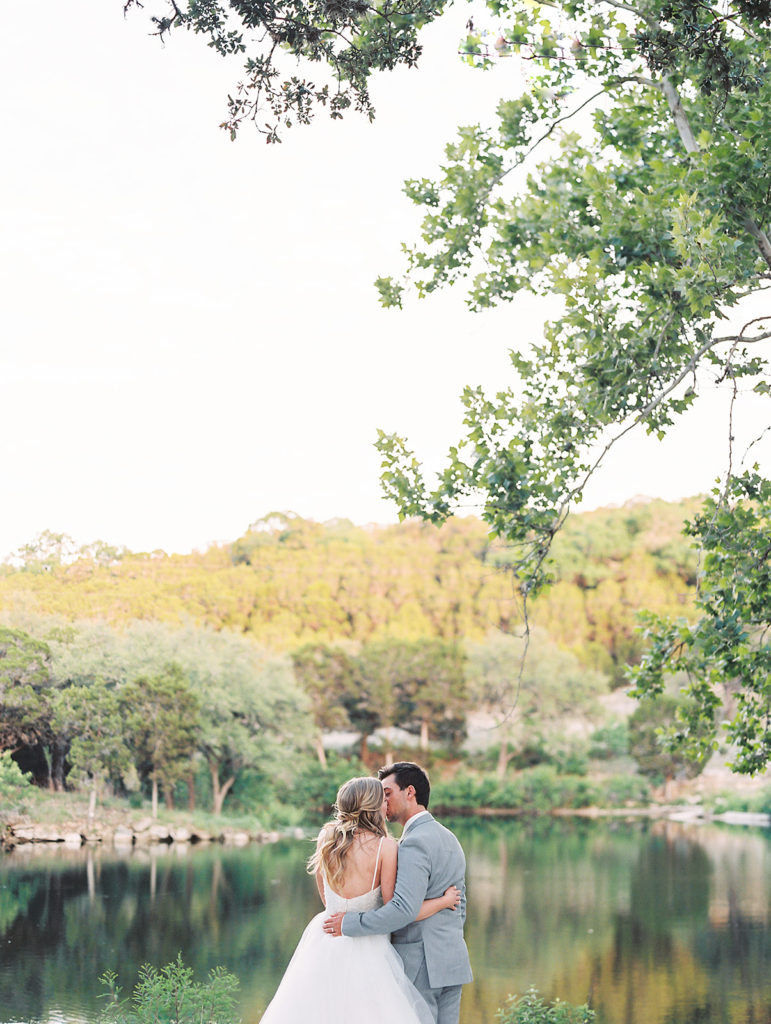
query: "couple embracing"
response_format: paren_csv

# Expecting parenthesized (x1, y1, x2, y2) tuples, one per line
(259, 761, 472, 1024)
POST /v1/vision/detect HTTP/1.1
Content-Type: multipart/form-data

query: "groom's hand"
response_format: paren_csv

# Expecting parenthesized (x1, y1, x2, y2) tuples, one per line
(323, 912, 345, 937)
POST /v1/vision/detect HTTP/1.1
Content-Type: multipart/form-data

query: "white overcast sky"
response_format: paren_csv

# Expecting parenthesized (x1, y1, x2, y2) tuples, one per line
(1, 1, 768, 558)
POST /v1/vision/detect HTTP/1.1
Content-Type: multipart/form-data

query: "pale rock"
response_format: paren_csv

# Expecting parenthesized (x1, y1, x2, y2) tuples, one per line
(113, 827, 134, 847)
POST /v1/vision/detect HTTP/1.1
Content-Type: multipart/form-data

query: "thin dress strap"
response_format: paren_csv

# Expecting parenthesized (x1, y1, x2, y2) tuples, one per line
(371, 836, 385, 890)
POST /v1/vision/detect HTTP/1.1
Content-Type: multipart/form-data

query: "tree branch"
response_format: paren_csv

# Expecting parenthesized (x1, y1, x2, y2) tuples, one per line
(659, 75, 771, 271)
(740, 212, 771, 271)
(660, 75, 699, 153)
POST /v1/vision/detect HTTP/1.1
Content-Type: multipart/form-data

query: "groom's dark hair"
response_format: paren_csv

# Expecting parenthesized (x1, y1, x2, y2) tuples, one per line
(378, 762, 430, 808)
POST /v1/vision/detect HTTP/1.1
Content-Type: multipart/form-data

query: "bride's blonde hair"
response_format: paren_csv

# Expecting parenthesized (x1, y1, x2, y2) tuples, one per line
(307, 776, 387, 890)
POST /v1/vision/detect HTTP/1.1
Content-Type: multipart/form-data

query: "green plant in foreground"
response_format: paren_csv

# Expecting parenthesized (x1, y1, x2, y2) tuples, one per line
(497, 987, 595, 1024)
(92, 958, 589, 1024)
(98, 954, 240, 1024)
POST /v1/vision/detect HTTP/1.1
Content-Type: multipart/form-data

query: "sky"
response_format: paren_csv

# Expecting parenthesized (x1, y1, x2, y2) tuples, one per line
(1, 1, 768, 560)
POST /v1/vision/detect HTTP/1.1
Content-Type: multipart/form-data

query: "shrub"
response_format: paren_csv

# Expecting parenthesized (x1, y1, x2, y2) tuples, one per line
(0, 751, 32, 807)
(708, 786, 771, 816)
(98, 954, 239, 1024)
(497, 987, 595, 1024)
(432, 767, 599, 814)
(588, 722, 629, 759)
(601, 774, 652, 806)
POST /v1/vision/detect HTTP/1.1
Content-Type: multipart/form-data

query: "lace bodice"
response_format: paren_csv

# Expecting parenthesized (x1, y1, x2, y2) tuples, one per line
(323, 880, 383, 914)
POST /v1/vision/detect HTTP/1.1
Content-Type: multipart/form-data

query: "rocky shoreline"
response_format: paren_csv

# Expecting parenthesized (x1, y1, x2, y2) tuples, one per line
(1, 816, 301, 852)
(3, 803, 768, 854)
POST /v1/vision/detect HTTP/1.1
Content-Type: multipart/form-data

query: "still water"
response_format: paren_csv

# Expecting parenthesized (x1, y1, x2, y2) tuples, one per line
(1, 819, 770, 1024)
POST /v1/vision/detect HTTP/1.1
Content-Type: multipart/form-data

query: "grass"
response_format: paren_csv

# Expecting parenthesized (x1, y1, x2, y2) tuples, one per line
(1, 785, 276, 839)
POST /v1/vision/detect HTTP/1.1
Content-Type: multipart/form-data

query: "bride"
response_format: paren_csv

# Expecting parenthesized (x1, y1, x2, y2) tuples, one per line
(257, 776, 460, 1023)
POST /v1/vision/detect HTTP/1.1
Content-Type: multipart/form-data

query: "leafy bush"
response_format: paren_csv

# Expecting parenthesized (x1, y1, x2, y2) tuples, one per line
(432, 767, 599, 814)
(514, 766, 597, 812)
(0, 751, 32, 807)
(97, 954, 239, 1024)
(497, 987, 595, 1024)
(276, 751, 367, 821)
(588, 722, 630, 759)
(600, 774, 652, 807)
(708, 786, 771, 816)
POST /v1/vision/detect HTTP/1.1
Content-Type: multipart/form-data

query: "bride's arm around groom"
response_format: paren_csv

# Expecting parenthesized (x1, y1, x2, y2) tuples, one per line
(323, 762, 472, 1024)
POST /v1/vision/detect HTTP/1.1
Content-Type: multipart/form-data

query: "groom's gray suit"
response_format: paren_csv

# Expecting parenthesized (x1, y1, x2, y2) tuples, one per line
(341, 812, 472, 1024)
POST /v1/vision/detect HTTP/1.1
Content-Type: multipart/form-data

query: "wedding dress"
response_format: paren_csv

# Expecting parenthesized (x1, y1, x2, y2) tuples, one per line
(258, 846, 434, 1024)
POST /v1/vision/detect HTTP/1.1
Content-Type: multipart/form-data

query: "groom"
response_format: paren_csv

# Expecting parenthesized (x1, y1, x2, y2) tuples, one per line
(322, 761, 472, 1024)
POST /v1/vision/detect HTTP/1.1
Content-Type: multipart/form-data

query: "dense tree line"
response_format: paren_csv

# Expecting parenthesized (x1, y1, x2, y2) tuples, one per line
(0, 501, 699, 684)
(0, 501, 711, 807)
(0, 620, 309, 816)
(0, 618, 697, 815)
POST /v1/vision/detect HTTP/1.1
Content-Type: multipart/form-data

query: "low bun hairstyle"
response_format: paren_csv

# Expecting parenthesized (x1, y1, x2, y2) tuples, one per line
(307, 777, 387, 890)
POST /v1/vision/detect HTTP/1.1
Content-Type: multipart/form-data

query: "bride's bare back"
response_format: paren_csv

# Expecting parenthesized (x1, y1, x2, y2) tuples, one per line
(315, 829, 398, 902)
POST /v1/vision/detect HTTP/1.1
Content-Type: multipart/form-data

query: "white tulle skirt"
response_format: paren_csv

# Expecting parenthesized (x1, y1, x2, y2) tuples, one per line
(257, 912, 435, 1024)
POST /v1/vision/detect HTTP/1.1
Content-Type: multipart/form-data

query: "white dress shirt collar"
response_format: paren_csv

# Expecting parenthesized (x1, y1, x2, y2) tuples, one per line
(400, 809, 430, 837)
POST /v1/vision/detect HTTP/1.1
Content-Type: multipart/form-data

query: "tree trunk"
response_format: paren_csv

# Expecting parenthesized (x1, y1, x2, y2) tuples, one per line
(151, 777, 159, 819)
(385, 727, 394, 764)
(187, 773, 196, 811)
(88, 785, 97, 825)
(212, 776, 235, 816)
(660, 75, 698, 153)
(660, 74, 771, 271)
(50, 739, 69, 792)
(315, 734, 327, 769)
(496, 726, 517, 780)
(420, 719, 430, 752)
(165, 787, 175, 810)
(496, 739, 510, 781)
(359, 733, 369, 762)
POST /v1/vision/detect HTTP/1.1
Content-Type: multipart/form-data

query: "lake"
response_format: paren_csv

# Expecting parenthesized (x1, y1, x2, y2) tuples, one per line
(1, 819, 770, 1024)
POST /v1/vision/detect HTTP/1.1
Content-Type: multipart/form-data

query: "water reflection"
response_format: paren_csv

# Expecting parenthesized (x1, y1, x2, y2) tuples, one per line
(0, 821, 769, 1024)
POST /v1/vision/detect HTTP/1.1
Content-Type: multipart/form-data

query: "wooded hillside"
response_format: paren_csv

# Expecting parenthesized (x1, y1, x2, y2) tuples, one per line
(1, 498, 701, 683)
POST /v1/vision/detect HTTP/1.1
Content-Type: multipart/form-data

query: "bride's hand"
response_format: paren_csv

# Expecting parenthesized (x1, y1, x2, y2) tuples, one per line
(442, 885, 461, 911)
(323, 912, 345, 936)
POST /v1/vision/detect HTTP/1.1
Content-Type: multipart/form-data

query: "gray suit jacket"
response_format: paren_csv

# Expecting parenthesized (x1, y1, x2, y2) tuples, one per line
(341, 813, 473, 989)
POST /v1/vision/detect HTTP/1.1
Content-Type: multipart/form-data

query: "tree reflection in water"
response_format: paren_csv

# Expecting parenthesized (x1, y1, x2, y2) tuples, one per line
(0, 821, 769, 1024)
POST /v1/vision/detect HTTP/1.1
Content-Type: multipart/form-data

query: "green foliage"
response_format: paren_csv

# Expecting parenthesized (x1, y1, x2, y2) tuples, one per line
(466, 631, 606, 776)
(121, 665, 201, 803)
(432, 766, 598, 814)
(0, 504, 697, 670)
(52, 677, 133, 807)
(631, 471, 771, 773)
(497, 987, 595, 1024)
(278, 750, 367, 819)
(708, 785, 771, 816)
(97, 954, 239, 1024)
(601, 773, 652, 807)
(588, 722, 630, 760)
(0, 625, 53, 750)
(292, 643, 357, 762)
(370, 1, 771, 774)
(124, 0, 448, 142)
(357, 637, 467, 750)
(0, 750, 31, 803)
(628, 694, 709, 782)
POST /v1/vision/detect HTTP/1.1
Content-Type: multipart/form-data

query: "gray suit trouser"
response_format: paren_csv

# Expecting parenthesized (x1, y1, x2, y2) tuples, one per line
(412, 961, 463, 1024)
